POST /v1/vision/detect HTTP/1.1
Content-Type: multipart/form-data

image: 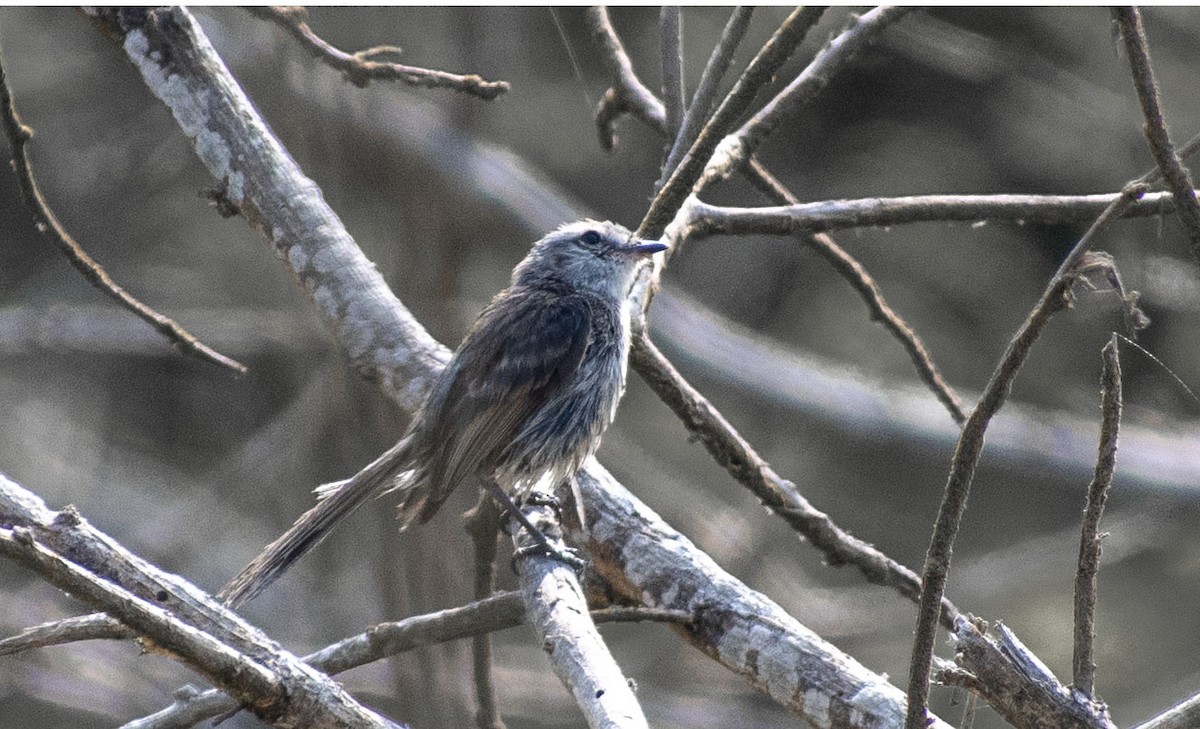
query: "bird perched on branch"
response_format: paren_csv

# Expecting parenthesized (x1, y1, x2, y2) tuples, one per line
(221, 220, 666, 607)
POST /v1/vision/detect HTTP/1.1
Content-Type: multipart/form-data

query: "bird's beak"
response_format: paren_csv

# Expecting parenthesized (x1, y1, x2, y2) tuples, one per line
(628, 240, 668, 256)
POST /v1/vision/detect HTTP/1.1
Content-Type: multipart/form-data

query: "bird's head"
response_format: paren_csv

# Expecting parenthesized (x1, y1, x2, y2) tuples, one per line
(512, 220, 667, 299)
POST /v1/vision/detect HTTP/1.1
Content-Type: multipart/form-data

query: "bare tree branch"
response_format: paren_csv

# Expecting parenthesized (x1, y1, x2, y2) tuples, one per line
(638, 6, 826, 240)
(577, 463, 954, 729)
(662, 7, 754, 189)
(1114, 7, 1200, 261)
(634, 9, 967, 431)
(1072, 335, 1122, 698)
(588, 6, 668, 149)
(687, 190, 1182, 234)
(129, 590, 688, 728)
(0, 474, 394, 728)
(946, 617, 1115, 729)
(464, 494, 506, 729)
(128, 591, 527, 728)
(0, 612, 132, 655)
(903, 36, 1200, 724)
(659, 6, 684, 145)
(87, 7, 450, 414)
(248, 6, 509, 98)
(0, 43, 246, 374)
(904, 181, 1147, 729)
(630, 329, 960, 628)
(1133, 693, 1200, 729)
(507, 485, 647, 728)
(702, 7, 914, 186)
(518, 526, 647, 727)
(593, 8, 964, 430)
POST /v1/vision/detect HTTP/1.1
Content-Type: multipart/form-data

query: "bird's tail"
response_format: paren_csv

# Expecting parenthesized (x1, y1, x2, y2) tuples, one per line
(219, 435, 415, 609)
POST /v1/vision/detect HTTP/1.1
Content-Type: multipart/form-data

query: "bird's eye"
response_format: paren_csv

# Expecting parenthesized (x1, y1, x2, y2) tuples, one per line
(579, 230, 602, 247)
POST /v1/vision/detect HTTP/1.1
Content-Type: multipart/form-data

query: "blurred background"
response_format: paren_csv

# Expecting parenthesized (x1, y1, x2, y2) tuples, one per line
(2, 7, 1200, 728)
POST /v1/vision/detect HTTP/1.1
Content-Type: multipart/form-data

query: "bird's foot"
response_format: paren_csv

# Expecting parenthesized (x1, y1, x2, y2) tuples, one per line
(496, 492, 586, 573)
(512, 540, 586, 572)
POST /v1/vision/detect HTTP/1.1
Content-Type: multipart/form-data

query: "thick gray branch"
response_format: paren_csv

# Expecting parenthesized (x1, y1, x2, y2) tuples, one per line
(0, 474, 393, 728)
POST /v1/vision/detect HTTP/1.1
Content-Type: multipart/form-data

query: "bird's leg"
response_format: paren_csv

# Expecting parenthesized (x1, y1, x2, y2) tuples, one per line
(483, 480, 585, 572)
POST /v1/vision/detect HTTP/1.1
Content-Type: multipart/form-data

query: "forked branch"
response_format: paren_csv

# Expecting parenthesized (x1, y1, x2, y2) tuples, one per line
(248, 6, 509, 98)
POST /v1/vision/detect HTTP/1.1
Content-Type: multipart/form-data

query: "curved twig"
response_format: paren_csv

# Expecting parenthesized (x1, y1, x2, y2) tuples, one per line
(588, 6, 667, 148)
(248, 6, 509, 98)
(730, 161, 970, 423)
(0, 45, 246, 374)
(630, 331, 961, 628)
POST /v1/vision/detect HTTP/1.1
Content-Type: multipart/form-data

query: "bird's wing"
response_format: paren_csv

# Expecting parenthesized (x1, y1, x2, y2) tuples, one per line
(415, 289, 592, 521)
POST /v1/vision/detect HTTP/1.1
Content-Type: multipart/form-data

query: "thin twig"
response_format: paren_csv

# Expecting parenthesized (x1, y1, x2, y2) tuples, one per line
(704, 7, 913, 184)
(463, 493, 506, 729)
(662, 8, 754, 189)
(128, 592, 528, 728)
(630, 330, 960, 628)
(1072, 335, 1122, 697)
(589, 6, 668, 149)
(811, 233, 968, 423)
(1114, 7, 1200, 261)
(904, 182, 1147, 729)
(736, 159, 968, 424)
(637, 6, 826, 240)
(128, 589, 690, 728)
(0, 46, 247, 374)
(248, 6, 508, 98)
(660, 6, 685, 145)
(687, 189, 1182, 234)
(0, 612, 132, 656)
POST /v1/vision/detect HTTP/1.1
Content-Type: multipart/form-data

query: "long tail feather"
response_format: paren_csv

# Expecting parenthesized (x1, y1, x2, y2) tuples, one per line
(219, 436, 413, 608)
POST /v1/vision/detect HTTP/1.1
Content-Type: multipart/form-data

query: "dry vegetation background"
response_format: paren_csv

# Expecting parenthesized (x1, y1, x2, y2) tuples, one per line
(2, 6, 1200, 728)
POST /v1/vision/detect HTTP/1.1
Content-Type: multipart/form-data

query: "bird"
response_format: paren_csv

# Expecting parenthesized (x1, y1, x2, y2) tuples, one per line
(220, 220, 666, 607)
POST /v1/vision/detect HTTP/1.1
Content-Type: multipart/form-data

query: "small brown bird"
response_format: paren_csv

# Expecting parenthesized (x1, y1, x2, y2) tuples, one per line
(222, 220, 665, 607)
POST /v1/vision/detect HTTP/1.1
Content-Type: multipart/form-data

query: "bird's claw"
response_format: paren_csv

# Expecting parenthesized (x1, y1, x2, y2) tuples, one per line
(511, 542, 586, 574)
